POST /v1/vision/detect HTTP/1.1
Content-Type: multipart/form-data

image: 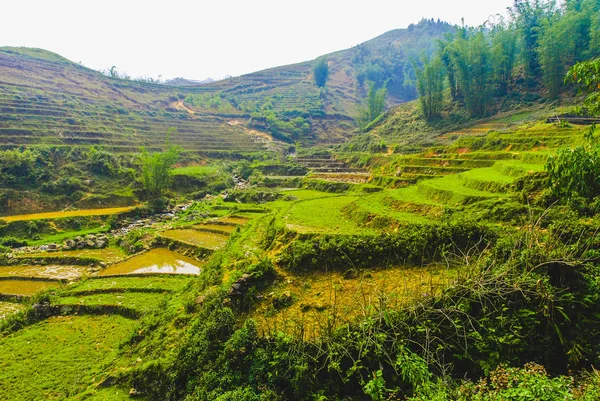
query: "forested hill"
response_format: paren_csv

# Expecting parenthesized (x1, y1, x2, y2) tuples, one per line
(0, 19, 453, 151)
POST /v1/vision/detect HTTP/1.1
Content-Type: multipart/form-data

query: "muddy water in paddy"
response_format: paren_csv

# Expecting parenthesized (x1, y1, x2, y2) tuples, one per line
(160, 229, 227, 249)
(0, 265, 88, 280)
(0, 206, 135, 222)
(99, 248, 203, 276)
(0, 280, 60, 295)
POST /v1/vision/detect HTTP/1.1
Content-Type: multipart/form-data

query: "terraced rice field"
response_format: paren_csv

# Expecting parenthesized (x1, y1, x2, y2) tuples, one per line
(252, 265, 458, 339)
(99, 248, 203, 276)
(0, 264, 89, 280)
(0, 206, 135, 222)
(20, 247, 128, 264)
(194, 223, 238, 234)
(55, 292, 167, 313)
(0, 315, 138, 400)
(69, 275, 192, 293)
(0, 280, 60, 296)
(160, 229, 228, 249)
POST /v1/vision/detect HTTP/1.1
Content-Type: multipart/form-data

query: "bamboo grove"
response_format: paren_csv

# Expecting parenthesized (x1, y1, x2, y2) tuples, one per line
(414, 0, 600, 120)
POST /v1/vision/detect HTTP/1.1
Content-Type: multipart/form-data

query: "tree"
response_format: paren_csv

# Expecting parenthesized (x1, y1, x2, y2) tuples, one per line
(357, 82, 387, 130)
(511, 0, 556, 84)
(546, 58, 600, 201)
(139, 144, 181, 201)
(565, 57, 600, 140)
(450, 30, 493, 117)
(313, 57, 329, 88)
(565, 57, 600, 116)
(413, 56, 445, 120)
(490, 20, 518, 95)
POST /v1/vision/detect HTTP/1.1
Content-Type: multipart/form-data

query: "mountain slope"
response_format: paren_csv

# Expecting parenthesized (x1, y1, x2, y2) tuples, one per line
(0, 20, 453, 153)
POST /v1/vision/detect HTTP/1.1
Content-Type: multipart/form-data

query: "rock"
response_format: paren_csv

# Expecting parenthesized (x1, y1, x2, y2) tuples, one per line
(99, 262, 107, 268)
(74, 236, 84, 242)
(47, 243, 58, 250)
(76, 241, 86, 249)
(85, 234, 96, 240)
(83, 179, 93, 185)
(86, 240, 95, 248)
(95, 240, 108, 249)
(64, 239, 76, 248)
(195, 295, 206, 304)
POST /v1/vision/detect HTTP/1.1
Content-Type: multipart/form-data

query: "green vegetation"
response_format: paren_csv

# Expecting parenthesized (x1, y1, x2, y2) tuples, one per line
(313, 57, 329, 88)
(357, 83, 388, 130)
(0, 315, 137, 400)
(139, 143, 181, 203)
(414, 56, 445, 120)
(3, 5, 600, 400)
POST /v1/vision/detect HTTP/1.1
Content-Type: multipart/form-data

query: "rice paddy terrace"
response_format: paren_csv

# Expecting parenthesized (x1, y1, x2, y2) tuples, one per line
(0, 108, 594, 397)
(0, 22, 454, 155)
(0, 47, 274, 156)
(0, 204, 253, 399)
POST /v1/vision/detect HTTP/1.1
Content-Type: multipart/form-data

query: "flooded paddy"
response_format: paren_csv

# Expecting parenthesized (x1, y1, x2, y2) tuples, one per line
(99, 248, 203, 276)
(0, 280, 60, 296)
(0, 206, 135, 222)
(0, 265, 88, 281)
(160, 229, 227, 249)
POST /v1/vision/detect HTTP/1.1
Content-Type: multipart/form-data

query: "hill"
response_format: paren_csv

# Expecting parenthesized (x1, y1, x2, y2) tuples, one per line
(0, 20, 453, 155)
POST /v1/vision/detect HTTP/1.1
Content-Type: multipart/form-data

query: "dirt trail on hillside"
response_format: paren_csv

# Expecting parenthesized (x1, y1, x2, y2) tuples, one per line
(171, 100, 195, 115)
(228, 119, 274, 142)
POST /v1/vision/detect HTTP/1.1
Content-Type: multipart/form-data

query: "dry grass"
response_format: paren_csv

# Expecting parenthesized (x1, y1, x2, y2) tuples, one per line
(250, 265, 458, 339)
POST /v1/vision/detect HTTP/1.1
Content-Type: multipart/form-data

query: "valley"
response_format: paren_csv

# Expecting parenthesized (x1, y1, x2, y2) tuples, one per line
(2, 1, 600, 399)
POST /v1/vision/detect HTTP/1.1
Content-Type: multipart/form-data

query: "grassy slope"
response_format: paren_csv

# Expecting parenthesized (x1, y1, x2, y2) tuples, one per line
(0, 315, 137, 400)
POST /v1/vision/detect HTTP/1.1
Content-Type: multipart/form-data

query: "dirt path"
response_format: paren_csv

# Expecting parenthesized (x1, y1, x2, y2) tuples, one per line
(170, 100, 195, 115)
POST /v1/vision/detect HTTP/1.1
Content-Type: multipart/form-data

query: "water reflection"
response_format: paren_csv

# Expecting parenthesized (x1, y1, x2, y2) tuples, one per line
(99, 248, 202, 276)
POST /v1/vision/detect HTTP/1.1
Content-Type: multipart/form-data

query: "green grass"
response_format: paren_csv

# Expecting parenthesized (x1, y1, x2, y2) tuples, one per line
(55, 292, 167, 313)
(493, 160, 546, 177)
(0, 315, 137, 400)
(457, 167, 517, 193)
(283, 195, 376, 234)
(172, 165, 221, 176)
(416, 174, 499, 205)
(66, 276, 193, 293)
(28, 225, 110, 246)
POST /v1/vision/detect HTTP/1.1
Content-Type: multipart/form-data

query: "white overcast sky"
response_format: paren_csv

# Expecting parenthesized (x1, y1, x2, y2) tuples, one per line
(1, 0, 514, 81)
